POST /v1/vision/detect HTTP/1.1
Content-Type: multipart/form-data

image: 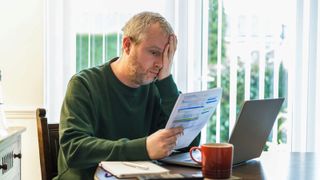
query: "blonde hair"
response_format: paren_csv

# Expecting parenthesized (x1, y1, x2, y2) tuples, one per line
(122, 11, 174, 44)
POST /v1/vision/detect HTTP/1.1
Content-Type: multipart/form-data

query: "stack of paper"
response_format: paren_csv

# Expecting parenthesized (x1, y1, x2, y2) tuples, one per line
(99, 161, 170, 178)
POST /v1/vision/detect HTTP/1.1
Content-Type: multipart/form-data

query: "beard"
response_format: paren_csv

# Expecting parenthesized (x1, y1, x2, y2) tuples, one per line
(127, 58, 156, 86)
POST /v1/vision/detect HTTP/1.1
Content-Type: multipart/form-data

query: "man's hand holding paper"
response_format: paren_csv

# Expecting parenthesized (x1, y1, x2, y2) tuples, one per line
(165, 88, 222, 149)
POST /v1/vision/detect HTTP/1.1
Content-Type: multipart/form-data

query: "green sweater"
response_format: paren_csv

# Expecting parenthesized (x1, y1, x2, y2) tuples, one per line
(54, 58, 200, 179)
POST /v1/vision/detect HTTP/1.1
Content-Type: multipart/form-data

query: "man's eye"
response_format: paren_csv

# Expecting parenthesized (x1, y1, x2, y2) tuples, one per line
(150, 51, 160, 56)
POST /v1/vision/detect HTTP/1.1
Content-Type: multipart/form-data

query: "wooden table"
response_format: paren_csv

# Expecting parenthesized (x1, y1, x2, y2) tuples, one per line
(95, 152, 320, 180)
(164, 152, 320, 180)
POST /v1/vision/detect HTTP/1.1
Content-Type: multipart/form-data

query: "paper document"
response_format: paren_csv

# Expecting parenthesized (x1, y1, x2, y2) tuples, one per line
(99, 161, 169, 178)
(165, 88, 222, 149)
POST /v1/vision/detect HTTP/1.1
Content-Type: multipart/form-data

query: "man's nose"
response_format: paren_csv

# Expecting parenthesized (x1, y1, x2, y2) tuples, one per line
(155, 58, 163, 69)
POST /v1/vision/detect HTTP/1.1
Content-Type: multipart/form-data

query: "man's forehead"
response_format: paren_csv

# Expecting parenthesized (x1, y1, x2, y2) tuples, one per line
(141, 40, 167, 52)
(141, 26, 169, 50)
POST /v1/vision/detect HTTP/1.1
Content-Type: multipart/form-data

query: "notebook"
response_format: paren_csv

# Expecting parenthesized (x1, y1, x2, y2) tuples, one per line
(99, 161, 169, 178)
(160, 98, 285, 167)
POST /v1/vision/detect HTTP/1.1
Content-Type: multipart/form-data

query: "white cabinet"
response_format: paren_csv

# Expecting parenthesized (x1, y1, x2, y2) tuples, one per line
(0, 127, 25, 180)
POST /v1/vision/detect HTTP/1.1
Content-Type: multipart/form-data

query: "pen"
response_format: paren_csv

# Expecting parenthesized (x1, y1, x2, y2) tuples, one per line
(122, 162, 149, 170)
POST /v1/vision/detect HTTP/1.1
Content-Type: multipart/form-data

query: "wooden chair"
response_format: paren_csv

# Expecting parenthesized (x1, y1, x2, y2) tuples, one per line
(36, 108, 59, 180)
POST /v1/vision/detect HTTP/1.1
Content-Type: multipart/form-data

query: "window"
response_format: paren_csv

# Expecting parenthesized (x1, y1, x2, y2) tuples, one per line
(204, 0, 320, 152)
(45, 0, 176, 123)
(76, 33, 120, 72)
(46, 0, 320, 152)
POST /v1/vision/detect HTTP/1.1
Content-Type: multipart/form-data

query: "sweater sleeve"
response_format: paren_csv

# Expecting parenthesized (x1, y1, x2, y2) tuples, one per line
(152, 75, 180, 129)
(59, 76, 149, 169)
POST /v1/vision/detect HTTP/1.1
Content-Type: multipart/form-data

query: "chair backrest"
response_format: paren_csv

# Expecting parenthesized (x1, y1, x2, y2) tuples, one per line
(36, 108, 59, 180)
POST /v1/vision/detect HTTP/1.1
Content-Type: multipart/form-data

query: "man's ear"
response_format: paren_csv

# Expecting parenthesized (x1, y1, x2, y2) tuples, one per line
(122, 36, 132, 55)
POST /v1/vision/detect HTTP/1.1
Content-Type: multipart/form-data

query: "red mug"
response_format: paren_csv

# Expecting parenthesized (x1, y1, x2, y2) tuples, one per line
(190, 143, 234, 179)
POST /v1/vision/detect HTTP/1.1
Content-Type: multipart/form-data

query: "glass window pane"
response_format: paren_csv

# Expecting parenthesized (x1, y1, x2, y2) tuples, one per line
(90, 34, 103, 67)
(206, 0, 290, 150)
(105, 33, 118, 61)
(76, 34, 89, 72)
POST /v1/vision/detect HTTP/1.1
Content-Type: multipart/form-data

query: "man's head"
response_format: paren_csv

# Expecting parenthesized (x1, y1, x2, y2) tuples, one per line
(122, 11, 174, 45)
(115, 12, 176, 88)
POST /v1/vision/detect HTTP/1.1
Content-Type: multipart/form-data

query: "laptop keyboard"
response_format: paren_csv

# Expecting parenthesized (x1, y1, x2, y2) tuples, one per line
(159, 151, 202, 168)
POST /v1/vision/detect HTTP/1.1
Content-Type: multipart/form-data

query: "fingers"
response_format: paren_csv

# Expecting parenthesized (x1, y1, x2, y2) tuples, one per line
(174, 35, 177, 49)
(161, 127, 183, 151)
(163, 35, 177, 62)
(161, 127, 184, 138)
(157, 34, 177, 80)
(163, 43, 169, 60)
(168, 35, 177, 59)
(146, 127, 183, 159)
(165, 144, 176, 156)
(165, 134, 178, 144)
(162, 140, 177, 156)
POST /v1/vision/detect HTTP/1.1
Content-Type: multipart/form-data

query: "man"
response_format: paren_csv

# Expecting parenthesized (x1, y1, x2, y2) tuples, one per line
(55, 11, 200, 179)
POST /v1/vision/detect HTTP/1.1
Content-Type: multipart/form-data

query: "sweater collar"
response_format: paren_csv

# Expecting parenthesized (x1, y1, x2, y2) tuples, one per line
(105, 57, 147, 96)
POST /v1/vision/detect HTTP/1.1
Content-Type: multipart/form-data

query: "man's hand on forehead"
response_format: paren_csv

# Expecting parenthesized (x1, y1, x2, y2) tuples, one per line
(157, 34, 177, 80)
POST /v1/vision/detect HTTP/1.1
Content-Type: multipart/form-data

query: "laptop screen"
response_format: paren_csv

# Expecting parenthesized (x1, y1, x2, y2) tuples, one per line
(229, 98, 284, 164)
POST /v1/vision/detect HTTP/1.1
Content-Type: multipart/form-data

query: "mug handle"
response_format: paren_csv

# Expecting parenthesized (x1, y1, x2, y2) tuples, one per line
(189, 146, 202, 164)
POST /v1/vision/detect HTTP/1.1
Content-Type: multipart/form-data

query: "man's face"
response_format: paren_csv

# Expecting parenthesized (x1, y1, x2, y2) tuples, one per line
(127, 23, 169, 86)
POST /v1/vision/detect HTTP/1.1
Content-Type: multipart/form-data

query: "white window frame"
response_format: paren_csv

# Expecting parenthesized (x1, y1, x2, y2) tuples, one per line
(291, 0, 319, 152)
(45, 0, 320, 152)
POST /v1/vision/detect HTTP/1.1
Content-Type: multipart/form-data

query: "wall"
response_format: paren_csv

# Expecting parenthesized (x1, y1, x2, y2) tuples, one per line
(0, 0, 43, 179)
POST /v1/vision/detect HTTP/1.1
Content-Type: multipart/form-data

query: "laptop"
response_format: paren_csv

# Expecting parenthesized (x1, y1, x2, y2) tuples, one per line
(159, 98, 285, 167)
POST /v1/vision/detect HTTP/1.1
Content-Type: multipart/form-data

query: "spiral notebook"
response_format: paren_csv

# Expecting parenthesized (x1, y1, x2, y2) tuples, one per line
(99, 161, 169, 178)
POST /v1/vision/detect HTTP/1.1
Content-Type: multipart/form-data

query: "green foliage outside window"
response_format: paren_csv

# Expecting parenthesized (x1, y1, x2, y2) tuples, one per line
(207, 0, 229, 143)
(76, 33, 119, 72)
(207, 0, 288, 149)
